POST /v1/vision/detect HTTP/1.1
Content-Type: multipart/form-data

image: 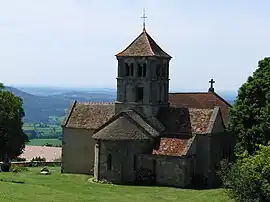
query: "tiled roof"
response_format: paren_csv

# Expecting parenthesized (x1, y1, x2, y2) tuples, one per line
(92, 113, 152, 140)
(124, 110, 160, 137)
(63, 102, 115, 130)
(152, 138, 188, 156)
(115, 29, 171, 58)
(169, 91, 231, 125)
(157, 107, 214, 135)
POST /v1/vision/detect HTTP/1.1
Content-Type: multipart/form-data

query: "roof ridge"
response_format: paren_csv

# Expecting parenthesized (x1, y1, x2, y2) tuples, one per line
(115, 31, 145, 57)
(123, 112, 156, 139)
(206, 106, 220, 133)
(61, 101, 77, 127)
(78, 102, 114, 105)
(169, 92, 209, 95)
(144, 31, 155, 56)
(209, 91, 232, 107)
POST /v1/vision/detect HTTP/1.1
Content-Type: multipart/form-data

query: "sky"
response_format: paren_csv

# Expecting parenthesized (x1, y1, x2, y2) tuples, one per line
(0, 0, 270, 92)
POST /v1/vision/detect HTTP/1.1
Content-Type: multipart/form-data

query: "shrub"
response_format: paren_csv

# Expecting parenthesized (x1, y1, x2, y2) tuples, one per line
(31, 156, 46, 162)
(220, 144, 270, 202)
(10, 165, 29, 173)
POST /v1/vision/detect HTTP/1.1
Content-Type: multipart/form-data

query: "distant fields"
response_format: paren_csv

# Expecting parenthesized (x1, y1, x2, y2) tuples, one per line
(23, 122, 62, 140)
(27, 139, 62, 147)
(23, 123, 62, 132)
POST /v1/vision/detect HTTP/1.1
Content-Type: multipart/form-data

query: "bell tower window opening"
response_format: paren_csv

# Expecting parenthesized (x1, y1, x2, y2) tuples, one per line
(162, 63, 167, 77)
(125, 63, 134, 76)
(156, 64, 161, 77)
(137, 63, 146, 77)
(143, 63, 146, 76)
(136, 87, 144, 102)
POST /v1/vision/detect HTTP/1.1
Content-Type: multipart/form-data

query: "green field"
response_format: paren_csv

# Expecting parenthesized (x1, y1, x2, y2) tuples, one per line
(0, 167, 232, 202)
(23, 123, 61, 132)
(27, 139, 62, 146)
(23, 122, 62, 139)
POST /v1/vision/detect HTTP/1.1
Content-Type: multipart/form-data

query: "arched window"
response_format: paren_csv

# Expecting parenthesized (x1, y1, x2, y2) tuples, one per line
(107, 154, 112, 170)
(137, 63, 146, 77)
(125, 63, 134, 76)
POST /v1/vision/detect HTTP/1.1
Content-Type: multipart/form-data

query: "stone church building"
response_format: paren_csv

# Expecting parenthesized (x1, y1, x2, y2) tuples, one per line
(61, 26, 235, 188)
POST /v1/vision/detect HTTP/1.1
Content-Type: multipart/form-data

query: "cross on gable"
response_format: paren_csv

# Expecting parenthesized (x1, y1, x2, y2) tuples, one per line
(141, 9, 147, 30)
(208, 78, 215, 92)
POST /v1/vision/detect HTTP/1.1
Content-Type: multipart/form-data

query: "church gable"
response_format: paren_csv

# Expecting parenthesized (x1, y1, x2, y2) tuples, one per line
(124, 110, 160, 137)
(157, 107, 214, 135)
(92, 113, 152, 140)
(62, 101, 115, 130)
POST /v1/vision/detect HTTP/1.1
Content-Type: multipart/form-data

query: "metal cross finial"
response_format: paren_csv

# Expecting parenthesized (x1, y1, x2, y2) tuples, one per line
(209, 78, 215, 92)
(141, 9, 147, 30)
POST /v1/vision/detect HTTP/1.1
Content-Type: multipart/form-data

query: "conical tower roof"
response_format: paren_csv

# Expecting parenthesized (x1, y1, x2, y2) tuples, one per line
(116, 29, 172, 58)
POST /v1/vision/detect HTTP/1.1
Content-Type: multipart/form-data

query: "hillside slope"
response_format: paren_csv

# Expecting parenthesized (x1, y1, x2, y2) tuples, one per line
(6, 87, 116, 123)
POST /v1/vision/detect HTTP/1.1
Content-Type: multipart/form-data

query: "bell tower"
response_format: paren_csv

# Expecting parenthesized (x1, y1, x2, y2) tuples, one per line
(114, 12, 172, 117)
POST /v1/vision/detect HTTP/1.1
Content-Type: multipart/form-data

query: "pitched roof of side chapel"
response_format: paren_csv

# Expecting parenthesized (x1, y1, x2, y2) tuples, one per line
(115, 28, 172, 58)
(92, 110, 159, 140)
(62, 101, 115, 130)
(157, 107, 217, 135)
(152, 138, 189, 156)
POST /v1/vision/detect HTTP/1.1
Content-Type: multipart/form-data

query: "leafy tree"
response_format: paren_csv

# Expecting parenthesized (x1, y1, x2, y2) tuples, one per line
(0, 83, 29, 161)
(220, 144, 270, 202)
(229, 57, 270, 155)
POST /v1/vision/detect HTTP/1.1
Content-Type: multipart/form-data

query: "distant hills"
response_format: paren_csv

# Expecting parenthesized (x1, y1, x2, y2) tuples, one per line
(6, 86, 116, 123)
(6, 86, 236, 124)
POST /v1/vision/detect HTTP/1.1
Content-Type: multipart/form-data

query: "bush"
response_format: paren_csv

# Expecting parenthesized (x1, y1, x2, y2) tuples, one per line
(31, 156, 46, 162)
(11, 165, 29, 173)
(220, 144, 270, 202)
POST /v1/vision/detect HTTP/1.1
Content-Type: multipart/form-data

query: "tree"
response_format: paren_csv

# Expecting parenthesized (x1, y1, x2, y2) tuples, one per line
(229, 57, 270, 155)
(220, 144, 270, 202)
(0, 83, 29, 161)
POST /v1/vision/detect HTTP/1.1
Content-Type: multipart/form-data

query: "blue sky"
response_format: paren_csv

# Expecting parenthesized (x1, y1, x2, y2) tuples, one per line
(0, 0, 270, 92)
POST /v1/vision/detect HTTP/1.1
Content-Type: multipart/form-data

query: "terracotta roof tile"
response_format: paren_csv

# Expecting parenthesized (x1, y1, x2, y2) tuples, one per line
(64, 102, 115, 129)
(152, 138, 188, 156)
(116, 29, 171, 58)
(169, 92, 230, 125)
(157, 107, 213, 135)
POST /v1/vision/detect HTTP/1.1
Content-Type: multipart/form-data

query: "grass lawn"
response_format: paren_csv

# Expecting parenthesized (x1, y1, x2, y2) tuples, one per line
(0, 167, 233, 202)
(27, 139, 62, 146)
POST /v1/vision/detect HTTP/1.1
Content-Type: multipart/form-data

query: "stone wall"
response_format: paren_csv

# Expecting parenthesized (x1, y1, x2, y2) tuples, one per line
(62, 127, 96, 174)
(95, 139, 154, 184)
(137, 154, 194, 188)
(115, 56, 170, 117)
(11, 161, 61, 167)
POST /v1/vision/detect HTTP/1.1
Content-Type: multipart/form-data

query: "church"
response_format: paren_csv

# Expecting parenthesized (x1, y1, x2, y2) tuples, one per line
(61, 20, 235, 188)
